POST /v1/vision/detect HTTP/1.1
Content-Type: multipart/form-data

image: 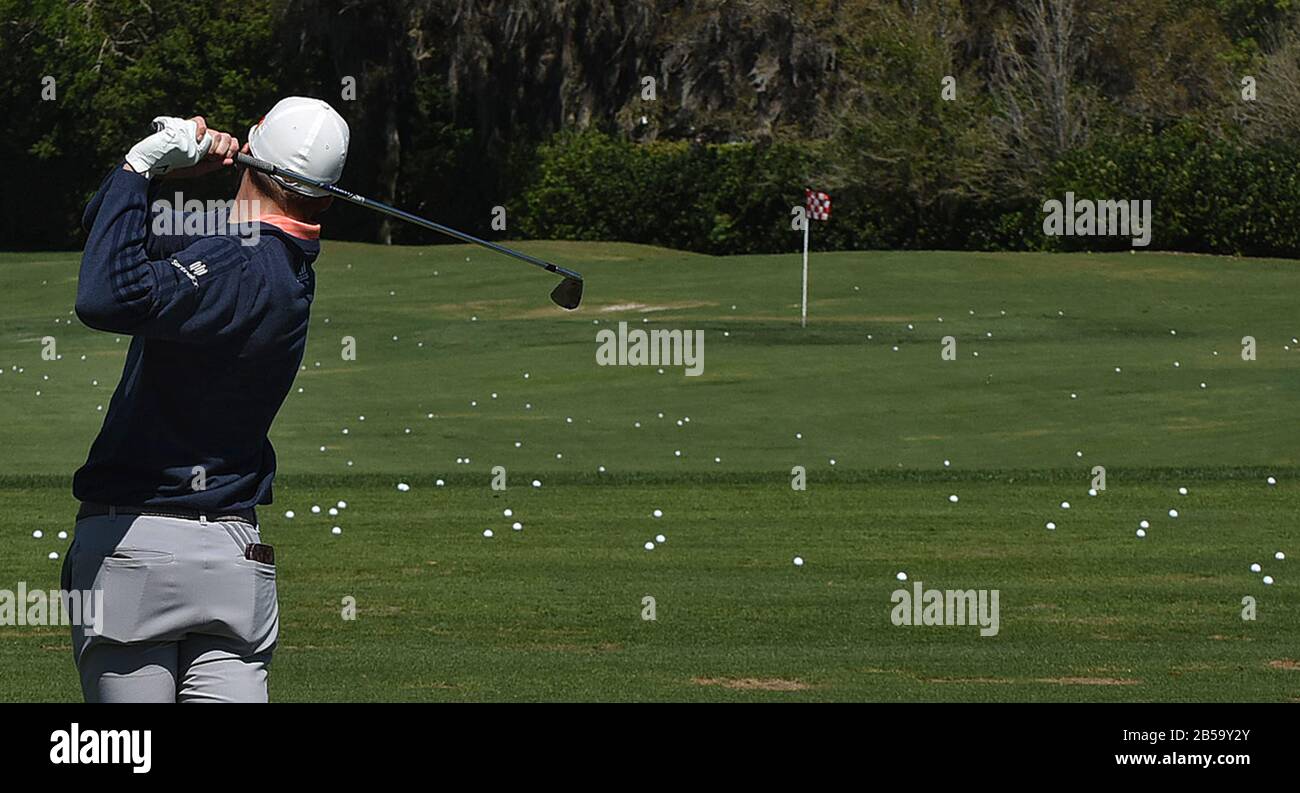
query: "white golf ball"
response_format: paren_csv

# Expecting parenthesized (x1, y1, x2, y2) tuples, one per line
(1168, 509, 1178, 518)
(1178, 487, 1188, 496)
(483, 529, 494, 538)
(1140, 520, 1150, 529)
(1267, 476, 1277, 485)
(331, 527, 342, 536)
(1136, 529, 1146, 538)
(337, 501, 347, 509)
(328, 508, 338, 516)
(531, 479, 541, 488)
(793, 556, 804, 567)
(1276, 552, 1286, 560)
(504, 509, 513, 517)
(644, 541, 654, 551)
(58, 531, 67, 540)
(285, 510, 295, 519)
(1263, 575, 1274, 585)
(1088, 489, 1098, 497)
(436, 479, 445, 486)
(948, 494, 959, 503)
(311, 505, 321, 513)
(396, 483, 410, 492)
(652, 509, 663, 518)
(1250, 563, 1262, 573)
(1046, 522, 1056, 530)
(32, 530, 42, 539)
(512, 522, 522, 531)
(656, 534, 666, 543)
(48, 552, 58, 560)
(896, 571, 908, 581)
(1060, 501, 1070, 509)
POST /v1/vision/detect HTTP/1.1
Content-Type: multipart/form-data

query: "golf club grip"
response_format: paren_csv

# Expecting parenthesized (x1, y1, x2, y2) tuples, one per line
(235, 151, 278, 175)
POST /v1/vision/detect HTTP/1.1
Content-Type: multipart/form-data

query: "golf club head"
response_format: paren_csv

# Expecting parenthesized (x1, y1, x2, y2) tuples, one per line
(550, 277, 584, 310)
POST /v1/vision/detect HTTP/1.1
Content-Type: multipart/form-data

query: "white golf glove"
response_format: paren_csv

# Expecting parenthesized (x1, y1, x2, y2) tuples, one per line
(125, 116, 213, 178)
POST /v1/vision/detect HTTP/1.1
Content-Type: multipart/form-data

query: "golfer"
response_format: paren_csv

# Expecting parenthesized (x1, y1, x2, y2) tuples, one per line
(65, 98, 349, 702)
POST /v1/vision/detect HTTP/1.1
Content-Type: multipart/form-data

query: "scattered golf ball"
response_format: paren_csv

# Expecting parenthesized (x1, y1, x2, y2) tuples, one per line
(57, 531, 67, 540)
(644, 541, 655, 551)
(1250, 563, 1262, 573)
(652, 509, 663, 518)
(1088, 488, 1098, 497)
(896, 571, 908, 581)
(1275, 552, 1286, 560)
(32, 530, 42, 539)
(1139, 519, 1150, 529)
(337, 501, 347, 509)
(1136, 529, 1146, 538)
(793, 556, 804, 567)
(48, 552, 58, 560)
(1168, 509, 1179, 518)
(483, 529, 494, 538)
(1060, 501, 1070, 509)
(396, 483, 410, 492)
(1267, 476, 1277, 485)
(331, 527, 342, 536)
(655, 534, 666, 543)
(328, 508, 339, 516)
(1046, 521, 1056, 530)
(311, 505, 321, 513)
(1263, 575, 1274, 585)
(531, 480, 541, 488)
(504, 509, 513, 517)
(284, 510, 295, 519)
(948, 494, 959, 503)
(1178, 487, 1188, 495)
(512, 522, 522, 531)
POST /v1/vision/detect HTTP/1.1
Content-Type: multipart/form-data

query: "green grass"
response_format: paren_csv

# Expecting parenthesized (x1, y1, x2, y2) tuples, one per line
(1, 242, 1297, 701)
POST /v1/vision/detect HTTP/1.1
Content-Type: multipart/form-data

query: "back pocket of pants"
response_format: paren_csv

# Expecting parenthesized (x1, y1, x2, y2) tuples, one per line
(93, 550, 176, 643)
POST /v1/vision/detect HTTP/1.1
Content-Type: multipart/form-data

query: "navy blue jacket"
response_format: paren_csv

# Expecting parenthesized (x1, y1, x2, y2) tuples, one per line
(73, 164, 318, 511)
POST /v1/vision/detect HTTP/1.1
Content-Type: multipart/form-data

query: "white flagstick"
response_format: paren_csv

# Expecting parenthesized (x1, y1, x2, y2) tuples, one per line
(801, 215, 810, 328)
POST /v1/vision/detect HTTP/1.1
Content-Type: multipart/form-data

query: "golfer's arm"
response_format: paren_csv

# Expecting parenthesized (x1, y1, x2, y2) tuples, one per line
(76, 164, 161, 332)
(76, 165, 248, 340)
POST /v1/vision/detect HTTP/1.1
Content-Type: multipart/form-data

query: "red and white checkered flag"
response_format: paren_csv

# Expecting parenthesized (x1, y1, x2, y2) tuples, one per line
(805, 189, 832, 221)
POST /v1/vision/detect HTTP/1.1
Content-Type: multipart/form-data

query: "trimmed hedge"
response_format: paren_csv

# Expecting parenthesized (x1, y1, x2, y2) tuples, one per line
(1047, 124, 1300, 257)
(517, 128, 1300, 258)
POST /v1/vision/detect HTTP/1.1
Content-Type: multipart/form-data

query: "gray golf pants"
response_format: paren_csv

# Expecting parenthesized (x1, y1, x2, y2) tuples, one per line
(63, 511, 279, 703)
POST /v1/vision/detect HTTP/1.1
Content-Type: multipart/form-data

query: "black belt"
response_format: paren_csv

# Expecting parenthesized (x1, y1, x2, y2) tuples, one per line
(76, 502, 258, 525)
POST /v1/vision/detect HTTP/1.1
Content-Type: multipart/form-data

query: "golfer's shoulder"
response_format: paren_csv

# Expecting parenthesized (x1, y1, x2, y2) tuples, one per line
(165, 234, 265, 285)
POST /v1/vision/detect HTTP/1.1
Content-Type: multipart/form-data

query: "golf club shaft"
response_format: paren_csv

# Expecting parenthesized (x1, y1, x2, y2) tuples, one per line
(234, 152, 583, 282)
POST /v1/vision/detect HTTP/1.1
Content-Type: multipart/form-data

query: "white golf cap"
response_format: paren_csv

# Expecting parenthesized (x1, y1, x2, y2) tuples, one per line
(247, 97, 349, 197)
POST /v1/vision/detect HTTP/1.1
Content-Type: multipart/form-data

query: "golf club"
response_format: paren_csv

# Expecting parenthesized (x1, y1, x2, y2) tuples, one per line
(234, 151, 584, 309)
